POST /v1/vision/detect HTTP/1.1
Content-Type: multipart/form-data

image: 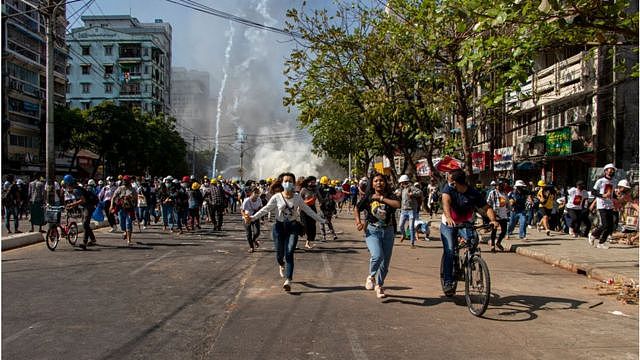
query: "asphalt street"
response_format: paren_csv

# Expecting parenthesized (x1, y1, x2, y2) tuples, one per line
(2, 213, 638, 360)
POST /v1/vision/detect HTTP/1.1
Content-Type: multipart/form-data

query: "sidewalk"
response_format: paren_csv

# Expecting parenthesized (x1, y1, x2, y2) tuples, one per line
(1, 219, 109, 251)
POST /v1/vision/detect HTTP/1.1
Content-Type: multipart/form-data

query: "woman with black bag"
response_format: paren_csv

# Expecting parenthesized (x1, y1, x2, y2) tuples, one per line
(244, 172, 325, 292)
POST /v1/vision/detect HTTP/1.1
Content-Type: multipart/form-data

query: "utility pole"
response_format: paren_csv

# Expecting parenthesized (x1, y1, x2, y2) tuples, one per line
(45, 0, 63, 204)
(191, 135, 196, 176)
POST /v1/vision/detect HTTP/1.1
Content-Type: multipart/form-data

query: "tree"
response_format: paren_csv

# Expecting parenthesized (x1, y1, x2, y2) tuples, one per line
(54, 106, 92, 172)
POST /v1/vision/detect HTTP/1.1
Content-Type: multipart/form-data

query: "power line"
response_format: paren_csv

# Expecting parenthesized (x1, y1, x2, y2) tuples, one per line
(1, 0, 85, 19)
(166, 0, 302, 38)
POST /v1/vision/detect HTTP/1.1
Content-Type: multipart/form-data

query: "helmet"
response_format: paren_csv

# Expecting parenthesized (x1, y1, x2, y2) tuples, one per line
(398, 174, 410, 183)
(118, 175, 123, 180)
(514, 180, 527, 187)
(490, 180, 497, 186)
(617, 179, 631, 189)
(106, 176, 114, 181)
(217, 175, 223, 180)
(172, 179, 179, 184)
(191, 182, 200, 190)
(320, 176, 329, 185)
(3, 181, 10, 190)
(210, 179, 217, 185)
(604, 163, 616, 171)
(122, 175, 132, 183)
(98, 180, 104, 185)
(182, 175, 191, 183)
(63, 174, 75, 185)
(16, 179, 23, 185)
(87, 179, 96, 186)
(537, 180, 546, 187)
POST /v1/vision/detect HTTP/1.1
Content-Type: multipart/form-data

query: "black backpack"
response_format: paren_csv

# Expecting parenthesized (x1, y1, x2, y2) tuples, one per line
(79, 186, 99, 207)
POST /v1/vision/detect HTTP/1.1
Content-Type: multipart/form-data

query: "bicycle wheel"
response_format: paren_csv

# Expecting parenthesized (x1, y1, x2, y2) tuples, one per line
(67, 222, 78, 246)
(46, 227, 60, 251)
(465, 255, 491, 316)
(440, 253, 458, 297)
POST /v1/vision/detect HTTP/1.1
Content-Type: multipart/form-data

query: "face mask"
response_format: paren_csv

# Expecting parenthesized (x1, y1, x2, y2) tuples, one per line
(307, 184, 316, 190)
(282, 182, 294, 192)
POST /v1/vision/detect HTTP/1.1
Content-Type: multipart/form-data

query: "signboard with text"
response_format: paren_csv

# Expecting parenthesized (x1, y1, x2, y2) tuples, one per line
(546, 127, 572, 156)
(472, 152, 488, 174)
(493, 147, 513, 171)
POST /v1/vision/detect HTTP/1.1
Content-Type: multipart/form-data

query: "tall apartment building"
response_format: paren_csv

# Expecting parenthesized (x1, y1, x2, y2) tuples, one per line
(2, 0, 68, 175)
(171, 67, 211, 141)
(66, 15, 172, 114)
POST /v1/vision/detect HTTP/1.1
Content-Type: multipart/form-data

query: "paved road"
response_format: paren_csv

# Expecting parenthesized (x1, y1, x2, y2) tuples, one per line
(2, 214, 638, 359)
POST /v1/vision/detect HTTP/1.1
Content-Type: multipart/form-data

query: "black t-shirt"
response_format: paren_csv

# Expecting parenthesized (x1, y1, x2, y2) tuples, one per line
(357, 193, 399, 227)
(442, 184, 485, 223)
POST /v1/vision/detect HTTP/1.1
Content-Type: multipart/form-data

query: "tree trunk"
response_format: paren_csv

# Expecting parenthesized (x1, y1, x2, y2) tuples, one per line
(68, 148, 80, 173)
(453, 69, 474, 179)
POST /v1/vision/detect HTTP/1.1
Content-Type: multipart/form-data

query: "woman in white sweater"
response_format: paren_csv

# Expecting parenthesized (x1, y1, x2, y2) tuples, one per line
(244, 172, 325, 291)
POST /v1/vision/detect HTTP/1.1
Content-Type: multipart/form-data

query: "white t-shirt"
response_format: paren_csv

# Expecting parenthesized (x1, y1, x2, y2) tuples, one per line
(251, 192, 324, 223)
(242, 196, 262, 216)
(566, 187, 588, 210)
(593, 177, 615, 210)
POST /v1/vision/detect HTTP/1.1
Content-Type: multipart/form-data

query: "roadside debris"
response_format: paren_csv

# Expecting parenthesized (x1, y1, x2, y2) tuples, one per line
(609, 232, 639, 246)
(590, 279, 639, 305)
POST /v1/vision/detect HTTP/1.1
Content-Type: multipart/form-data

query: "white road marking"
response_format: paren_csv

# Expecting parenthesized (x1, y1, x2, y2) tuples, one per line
(3, 322, 42, 346)
(129, 250, 176, 275)
(346, 328, 368, 360)
(321, 253, 333, 278)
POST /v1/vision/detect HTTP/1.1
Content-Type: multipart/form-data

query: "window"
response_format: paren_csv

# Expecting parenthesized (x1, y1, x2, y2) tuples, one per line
(105, 83, 112, 93)
(66, 83, 70, 93)
(144, 66, 149, 74)
(81, 83, 91, 93)
(81, 64, 91, 75)
(81, 102, 91, 110)
(104, 45, 112, 56)
(104, 64, 113, 78)
(66, 65, 70, 74)
(143, 48, 149, 56)
(81, 45, 90, 55)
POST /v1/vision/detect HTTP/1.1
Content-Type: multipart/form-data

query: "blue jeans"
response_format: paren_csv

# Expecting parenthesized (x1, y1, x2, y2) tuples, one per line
(508, 211, 527, 239)
(273, 221, 299, 280)
(440, 223, 473, 285)
(398, 209, 416, 244)
(118, 209, 134, 232)
(162, 204, 175, 229)
(365, 224, 395, 286)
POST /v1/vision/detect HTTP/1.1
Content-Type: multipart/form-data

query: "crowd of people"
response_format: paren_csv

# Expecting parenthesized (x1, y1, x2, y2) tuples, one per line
(2, 163, 638, 296)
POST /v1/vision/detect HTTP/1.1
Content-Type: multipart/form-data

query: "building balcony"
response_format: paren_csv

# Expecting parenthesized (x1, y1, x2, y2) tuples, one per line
(7, 77, 43, 99)
(507, 49, 600, 113)
(119, 46, 142, 59)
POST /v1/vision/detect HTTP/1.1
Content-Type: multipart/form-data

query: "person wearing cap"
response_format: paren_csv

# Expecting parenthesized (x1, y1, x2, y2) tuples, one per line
(440, 169, 500, 296)
(317, 176, 338, 241)
(63, 174, 98, 249)
(111, 175, 138, 245)
(486, 179, 510, 251)
(394, 174, 422, 248)
(210, 178, 226, 231)
(536, 180, 555, 237)
(241, 186, 263, 252)
(507, 180, 530, 240)
(613, 179, 632, 230)
(565, 180, 590, 238)
(99, 176, 118, 232)
(589, 164, 617, 248)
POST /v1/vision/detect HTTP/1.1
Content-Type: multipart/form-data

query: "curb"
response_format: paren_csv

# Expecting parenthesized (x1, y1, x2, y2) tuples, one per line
(1, 221, 111, 251)
(505, 241, 637, 284)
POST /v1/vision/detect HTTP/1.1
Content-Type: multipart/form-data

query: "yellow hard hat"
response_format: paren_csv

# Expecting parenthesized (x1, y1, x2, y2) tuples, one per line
(191, 182, 200, 190)
(320, 176, 329, 185)
(537, 180, 546, 187)
(217, 175, 223, 180)
(210, 179, 217, 184)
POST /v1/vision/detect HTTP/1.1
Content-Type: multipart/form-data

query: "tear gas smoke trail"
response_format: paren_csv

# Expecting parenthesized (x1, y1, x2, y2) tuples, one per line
(212, 22, 235, 177)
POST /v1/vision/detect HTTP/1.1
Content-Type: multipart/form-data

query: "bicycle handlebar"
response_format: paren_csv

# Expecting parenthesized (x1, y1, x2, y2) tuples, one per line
(453, 222, 494, 230)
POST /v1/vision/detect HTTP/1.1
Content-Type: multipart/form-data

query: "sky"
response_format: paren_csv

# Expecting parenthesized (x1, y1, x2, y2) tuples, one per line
(68, 0, 347, 179)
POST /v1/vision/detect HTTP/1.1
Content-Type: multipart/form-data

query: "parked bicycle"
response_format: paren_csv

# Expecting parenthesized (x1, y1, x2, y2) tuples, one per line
(440, 222, 492, 317)
(45, 205, 78, 251)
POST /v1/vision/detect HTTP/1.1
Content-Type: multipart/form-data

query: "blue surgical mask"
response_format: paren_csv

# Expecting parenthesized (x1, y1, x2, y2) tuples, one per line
(282, 182, 294, 192)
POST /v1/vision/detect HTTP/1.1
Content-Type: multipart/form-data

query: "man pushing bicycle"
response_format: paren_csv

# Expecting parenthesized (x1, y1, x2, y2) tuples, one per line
(63, 174, 98, 250)
(440, 169, 499, 296)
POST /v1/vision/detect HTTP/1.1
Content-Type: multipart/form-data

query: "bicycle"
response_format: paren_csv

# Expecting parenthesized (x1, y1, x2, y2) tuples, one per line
(439, 222, 492, 317)
(45, 206, 79, 251)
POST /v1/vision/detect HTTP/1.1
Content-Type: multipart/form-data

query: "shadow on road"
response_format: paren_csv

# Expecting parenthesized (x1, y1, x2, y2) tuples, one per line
(292, 281, 411, 295)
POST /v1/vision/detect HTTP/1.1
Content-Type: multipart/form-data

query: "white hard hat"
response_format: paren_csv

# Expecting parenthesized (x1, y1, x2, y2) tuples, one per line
(604, 163, 616, 171)
(490, 180, 497, 186)
(88, 179, 96, 186)
(398, 174, 410, 183)
(617, 179, 631, 189)
(515, 180, 526, 187)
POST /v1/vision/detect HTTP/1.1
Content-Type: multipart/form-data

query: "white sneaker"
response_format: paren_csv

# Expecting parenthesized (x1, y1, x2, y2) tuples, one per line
(587, 232, 595, 247)
(279, 265, 285, 278)
(109, 227, 116, 233)
(527, 225, 533, 230)
(375, 285, 386, 298)
(365, 276, 375, 290)
(283, 279, 291, 291)
(596, 242, 610, 249)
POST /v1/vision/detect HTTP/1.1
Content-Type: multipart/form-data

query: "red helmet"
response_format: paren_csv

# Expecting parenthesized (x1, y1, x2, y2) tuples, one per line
(122, 175, 132, 182)
(182, 175, 191, 183)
